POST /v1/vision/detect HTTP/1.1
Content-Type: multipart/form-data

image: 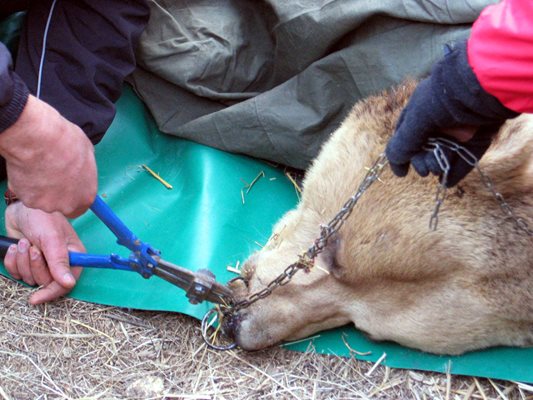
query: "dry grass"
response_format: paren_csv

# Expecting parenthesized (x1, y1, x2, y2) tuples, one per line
(0, 276, 531, 400)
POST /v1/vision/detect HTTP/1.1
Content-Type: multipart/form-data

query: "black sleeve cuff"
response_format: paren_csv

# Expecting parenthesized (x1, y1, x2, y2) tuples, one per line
(0, 72, 30, 133)
(431, 40, 518, 127)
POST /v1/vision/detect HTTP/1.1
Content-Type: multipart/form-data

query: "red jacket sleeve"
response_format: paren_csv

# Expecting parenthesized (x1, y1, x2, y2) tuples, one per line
(467, 0, 533, 113)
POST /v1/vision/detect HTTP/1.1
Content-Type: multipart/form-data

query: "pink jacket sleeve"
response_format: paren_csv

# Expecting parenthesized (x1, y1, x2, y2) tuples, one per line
(467, 0, 533, 113)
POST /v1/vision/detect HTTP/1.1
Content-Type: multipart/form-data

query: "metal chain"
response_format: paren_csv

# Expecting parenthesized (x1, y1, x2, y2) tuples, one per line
(201, 153, 389, 349)
(424, 141, 451, 230)
(428, 138, 533, 236)
(228, 133, 533, 314)
(202, 139, 532, 349)
(226, 153, 389, 314)
(476, 166, 533, 235)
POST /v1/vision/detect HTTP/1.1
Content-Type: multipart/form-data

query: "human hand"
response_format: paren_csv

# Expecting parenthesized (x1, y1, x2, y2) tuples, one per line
(3, 202, 85, 304)
(0, 95, 97, 218)
(385, 41, 517, 187)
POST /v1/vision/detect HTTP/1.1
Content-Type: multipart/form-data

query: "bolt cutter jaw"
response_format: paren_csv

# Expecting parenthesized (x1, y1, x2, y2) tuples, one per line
(153, 259, 233, 305)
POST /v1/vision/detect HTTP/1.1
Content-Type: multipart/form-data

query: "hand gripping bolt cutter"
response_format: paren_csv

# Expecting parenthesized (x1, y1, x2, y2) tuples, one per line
(0, 195, 232, 305)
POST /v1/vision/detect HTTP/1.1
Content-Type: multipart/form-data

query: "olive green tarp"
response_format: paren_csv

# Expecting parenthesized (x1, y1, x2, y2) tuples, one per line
(0, 88, 531, 383)
(130, 0, 498, 170)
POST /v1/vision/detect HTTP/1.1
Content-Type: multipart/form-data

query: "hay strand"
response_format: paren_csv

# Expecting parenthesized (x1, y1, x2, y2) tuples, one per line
(141, 164, 173, 189)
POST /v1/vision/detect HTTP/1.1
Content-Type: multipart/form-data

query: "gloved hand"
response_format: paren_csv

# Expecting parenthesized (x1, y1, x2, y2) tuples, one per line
(385, 40, 518, 187)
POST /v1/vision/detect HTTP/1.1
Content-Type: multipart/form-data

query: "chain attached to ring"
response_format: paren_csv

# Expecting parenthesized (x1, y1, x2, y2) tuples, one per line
(201, 154, 390, 350)
(201, 139, 532, 350)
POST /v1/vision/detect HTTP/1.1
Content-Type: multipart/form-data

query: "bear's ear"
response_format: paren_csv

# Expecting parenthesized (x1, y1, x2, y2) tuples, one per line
(474, 114, 533, 195)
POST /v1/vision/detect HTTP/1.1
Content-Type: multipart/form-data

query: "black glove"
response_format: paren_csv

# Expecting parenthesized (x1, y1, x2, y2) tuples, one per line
(385, 41, 518, 187)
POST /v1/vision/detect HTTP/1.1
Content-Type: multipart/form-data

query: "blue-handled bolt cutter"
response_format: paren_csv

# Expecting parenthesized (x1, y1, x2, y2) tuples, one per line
(0, 195, 232, 305)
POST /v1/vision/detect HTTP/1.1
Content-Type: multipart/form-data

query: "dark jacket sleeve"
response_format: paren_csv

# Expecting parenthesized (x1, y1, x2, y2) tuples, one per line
(0, 42, 29, 132)
(15, 0, 149, 143)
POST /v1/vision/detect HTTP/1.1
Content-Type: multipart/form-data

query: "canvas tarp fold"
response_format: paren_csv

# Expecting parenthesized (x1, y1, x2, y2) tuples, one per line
(129, 0, 497, 169)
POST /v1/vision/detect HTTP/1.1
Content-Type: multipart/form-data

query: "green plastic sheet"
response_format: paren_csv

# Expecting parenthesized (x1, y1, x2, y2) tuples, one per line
(0, 88, 531, 383)
(1, 86, 297, 318)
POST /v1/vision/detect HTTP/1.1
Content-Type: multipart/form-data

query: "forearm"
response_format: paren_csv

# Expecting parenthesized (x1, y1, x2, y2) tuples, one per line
(0, 95, 59, 163)
(0, 92, 97, 218)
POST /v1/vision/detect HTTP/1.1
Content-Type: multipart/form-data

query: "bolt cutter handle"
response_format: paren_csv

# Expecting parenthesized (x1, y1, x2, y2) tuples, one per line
(90, 195, 160, 276)
(0, 235, 140, 274)
(0, 235, 18, 258)
(90, 196, 142, 252)
(0, 195, 233, 305)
